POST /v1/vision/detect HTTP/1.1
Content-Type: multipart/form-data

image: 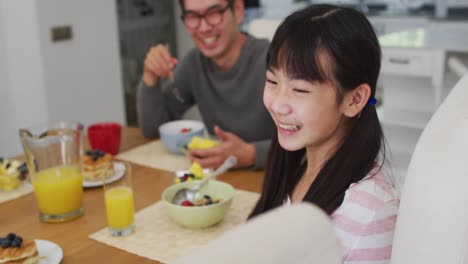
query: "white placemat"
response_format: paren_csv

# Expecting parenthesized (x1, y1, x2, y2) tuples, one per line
(90, 190, 260, 263)
(0, 182, 34, 204)
(116, 140, 191, 172)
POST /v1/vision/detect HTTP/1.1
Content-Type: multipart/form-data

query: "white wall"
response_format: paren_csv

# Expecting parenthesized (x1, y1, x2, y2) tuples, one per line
(0, 0, 125, 157)
(0, 0, 49, 157)
(36, 0, 125, 125)
(0, 3, 20, 158)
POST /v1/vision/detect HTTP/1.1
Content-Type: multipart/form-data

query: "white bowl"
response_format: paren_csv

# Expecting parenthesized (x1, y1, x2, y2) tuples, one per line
(159, 120, 205, 155)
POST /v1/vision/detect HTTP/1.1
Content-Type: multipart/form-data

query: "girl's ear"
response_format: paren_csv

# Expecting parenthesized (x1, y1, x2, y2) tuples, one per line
(342, 83, 371, 118)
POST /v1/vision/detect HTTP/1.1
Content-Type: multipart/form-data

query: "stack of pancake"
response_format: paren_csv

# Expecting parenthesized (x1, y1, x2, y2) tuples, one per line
(0, 241, 38, 264)
(83, 150, 114, 182)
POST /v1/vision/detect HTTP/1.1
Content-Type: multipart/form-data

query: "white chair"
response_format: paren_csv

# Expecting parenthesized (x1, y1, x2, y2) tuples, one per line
(391, 74, 468, 264)
(173, 203, 341, 264)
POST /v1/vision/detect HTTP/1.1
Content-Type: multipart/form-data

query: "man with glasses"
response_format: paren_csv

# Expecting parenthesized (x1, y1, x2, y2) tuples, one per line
(137, 0, 274, 170)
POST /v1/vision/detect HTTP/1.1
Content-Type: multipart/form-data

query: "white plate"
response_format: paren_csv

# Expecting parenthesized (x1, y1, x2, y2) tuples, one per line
(83, 162, 125, 188)
(35, 239, 63, 264)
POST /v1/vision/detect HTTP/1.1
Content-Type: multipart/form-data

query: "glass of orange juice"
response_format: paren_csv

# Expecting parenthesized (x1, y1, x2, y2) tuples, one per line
(103, 162, 135, 236)
(19, 122, 84, 222)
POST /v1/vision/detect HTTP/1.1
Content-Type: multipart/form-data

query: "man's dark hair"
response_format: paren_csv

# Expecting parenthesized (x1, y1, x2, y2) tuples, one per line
(178, 0, 234, 11)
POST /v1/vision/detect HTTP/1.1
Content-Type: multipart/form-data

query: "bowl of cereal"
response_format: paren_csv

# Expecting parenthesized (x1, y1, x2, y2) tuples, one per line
(161, 180, 235, 228)
(158, 120, 205, 155)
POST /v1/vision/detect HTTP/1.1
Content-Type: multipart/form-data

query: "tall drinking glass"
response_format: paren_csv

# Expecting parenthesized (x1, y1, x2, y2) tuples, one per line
(19, 122, 84, 222)
(103, 162, 135, 236)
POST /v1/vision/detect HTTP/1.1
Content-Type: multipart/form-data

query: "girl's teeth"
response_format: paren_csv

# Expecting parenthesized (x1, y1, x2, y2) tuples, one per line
(203, 37, 216, 44)
(279, 124, 300, 131)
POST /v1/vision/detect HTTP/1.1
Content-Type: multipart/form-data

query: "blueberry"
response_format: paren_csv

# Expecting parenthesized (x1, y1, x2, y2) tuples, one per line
(205, 200, 213, 205)
(5, 162, 11, 169)
(184, 173, 195, 178)
(0, 238, 11, 248)
(203, 194, 211, 200)
(6, 233, 16, 241)
(18, 163, 27, 171)
(97, 150, 105, 157)
(85, 150, 93, 156)
(11, 236, 22, 247)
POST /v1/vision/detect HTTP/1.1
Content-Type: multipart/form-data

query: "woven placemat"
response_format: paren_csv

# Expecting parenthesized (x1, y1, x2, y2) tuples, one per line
(0, 182, 34, 205)
(90, 190, 260, 263)
(116, 140, 191, 172)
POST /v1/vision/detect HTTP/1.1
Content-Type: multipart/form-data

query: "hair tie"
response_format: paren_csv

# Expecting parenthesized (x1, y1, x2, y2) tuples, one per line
(367, 97, 377, 106)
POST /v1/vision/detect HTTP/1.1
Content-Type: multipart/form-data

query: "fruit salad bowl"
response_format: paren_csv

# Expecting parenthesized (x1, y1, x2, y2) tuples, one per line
(161, 180, 235, 228)
(158, 120, 205, 155)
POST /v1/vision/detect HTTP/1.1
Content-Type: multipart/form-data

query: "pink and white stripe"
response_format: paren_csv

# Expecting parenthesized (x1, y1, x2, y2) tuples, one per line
(331, 170, 400, 264)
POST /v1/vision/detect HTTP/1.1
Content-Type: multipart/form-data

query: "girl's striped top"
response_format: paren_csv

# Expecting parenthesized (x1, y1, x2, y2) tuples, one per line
(284, 169, 399, 263)
(331, 170, 399, 264)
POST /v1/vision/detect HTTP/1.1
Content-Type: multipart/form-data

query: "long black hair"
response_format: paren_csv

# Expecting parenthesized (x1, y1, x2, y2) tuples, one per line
(249, 4, 385, 217)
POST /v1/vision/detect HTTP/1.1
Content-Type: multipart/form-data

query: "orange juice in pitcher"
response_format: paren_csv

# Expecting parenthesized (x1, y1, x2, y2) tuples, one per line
(20, 122, 84, 222)
(32, 165, 83, 215)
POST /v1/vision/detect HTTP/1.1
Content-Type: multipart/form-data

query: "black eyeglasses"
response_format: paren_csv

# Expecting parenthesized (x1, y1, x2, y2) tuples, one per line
(181, 0, 234, 29)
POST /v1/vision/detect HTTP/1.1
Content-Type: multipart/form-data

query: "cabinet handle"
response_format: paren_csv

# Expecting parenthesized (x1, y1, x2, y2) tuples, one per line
(389, 58, 410, 65)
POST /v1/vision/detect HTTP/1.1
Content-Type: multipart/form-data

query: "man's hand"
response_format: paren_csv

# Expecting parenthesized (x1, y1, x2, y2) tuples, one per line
(142, 44, 178, 86)
(188, 126, 255, 169)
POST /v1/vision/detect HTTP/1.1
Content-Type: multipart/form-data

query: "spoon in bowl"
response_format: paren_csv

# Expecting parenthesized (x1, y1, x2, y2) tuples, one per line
(171, 155, 238, 205)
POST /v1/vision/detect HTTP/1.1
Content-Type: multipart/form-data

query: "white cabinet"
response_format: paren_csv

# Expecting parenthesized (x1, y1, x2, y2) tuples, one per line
(380, 49, 445, 175)
(379, 22, 468, 184)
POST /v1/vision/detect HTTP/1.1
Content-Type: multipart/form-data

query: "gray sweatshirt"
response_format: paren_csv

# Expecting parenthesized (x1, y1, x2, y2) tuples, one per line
(137, 35, 275, 169)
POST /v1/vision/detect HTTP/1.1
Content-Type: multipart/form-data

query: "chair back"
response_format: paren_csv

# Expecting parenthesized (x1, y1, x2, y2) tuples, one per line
(174, 203, 341, 264)
(391, 74, 468, 264)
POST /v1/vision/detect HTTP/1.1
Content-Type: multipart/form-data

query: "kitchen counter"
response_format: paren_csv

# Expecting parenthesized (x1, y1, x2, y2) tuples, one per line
(379, 24, 468, 52)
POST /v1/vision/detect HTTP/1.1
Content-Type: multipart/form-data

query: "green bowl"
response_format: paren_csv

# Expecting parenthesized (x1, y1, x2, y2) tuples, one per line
(161, 180, 235, 229)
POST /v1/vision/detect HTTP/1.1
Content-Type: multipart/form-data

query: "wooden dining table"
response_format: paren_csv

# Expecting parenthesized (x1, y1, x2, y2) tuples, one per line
(0, 126, 265, 263)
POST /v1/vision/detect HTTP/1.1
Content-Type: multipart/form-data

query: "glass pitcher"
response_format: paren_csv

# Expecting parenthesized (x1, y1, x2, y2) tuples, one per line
(19, 122, 84, 222)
